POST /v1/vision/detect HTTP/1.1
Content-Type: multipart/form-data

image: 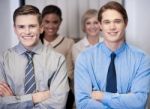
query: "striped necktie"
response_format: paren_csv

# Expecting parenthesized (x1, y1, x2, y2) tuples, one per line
(24, 51, 36, 94)
(106, 52, 117, 93)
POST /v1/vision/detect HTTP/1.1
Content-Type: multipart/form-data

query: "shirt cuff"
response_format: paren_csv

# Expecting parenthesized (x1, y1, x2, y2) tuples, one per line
(101, 92, 119, 105)
(1, 94, 33, 105)
(19, 94, 33, 103)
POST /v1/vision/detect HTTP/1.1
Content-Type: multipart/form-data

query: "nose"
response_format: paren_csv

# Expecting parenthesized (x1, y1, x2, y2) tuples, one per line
(47, 23, 54, 29)
(25, 27, 30, 34)
(110, 22, 116, 30)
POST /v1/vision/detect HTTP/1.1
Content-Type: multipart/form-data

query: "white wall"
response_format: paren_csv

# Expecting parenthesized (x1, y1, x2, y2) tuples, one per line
(125, 0, 150, 55)
(0, 0, 19, 53)
(0, 0, 122, 53)
(1, 0, 149, 56)
(125, 1, 150, 107)
(0, 0, 11, 53)
(25, 0, 122, 39)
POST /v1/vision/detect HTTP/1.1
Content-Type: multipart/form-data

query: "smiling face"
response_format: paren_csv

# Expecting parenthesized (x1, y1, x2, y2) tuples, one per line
(100, 9, 126, 44)
(42, 13, 61, 38)
(84, 16, 100, 37)
(14, 15, 43, 49)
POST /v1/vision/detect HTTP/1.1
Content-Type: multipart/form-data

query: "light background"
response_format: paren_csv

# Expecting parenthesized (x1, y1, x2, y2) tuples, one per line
(0, 0, 150, 56)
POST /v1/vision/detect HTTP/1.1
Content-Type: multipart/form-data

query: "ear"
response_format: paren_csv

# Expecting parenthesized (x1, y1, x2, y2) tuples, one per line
(125, 21, 128, 28)
(13, 24, 17, 34)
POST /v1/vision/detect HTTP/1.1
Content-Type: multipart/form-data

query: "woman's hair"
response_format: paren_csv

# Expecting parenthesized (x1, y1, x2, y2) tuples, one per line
(98, 1, 128, 25)
(41, 5, 62, 21)
(81, 9, 98, 32)
(40, 5, 62, 43)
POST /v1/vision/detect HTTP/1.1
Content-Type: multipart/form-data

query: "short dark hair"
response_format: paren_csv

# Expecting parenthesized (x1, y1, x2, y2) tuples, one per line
(98, 1, 128, 24)
(13, 5, 41, 25)
(42, 5, 62, 21)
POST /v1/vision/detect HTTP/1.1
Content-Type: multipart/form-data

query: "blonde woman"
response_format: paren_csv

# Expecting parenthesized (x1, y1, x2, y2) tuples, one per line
(72, 9, 103, 63)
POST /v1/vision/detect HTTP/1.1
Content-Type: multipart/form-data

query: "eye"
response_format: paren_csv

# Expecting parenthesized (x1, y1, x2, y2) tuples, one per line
(94, 21, 98, 24)
(53, 20, 60, 25)
(86, 22, 91, 25)
(29, 24, 37, 28)
(17, 25, 25, 29)
(45, 20, 49, 24)
(103, 20, 110, 24)
(114, 19, 122, 24)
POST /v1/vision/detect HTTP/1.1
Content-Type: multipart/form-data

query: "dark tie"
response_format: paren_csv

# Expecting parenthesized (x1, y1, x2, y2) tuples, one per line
(106, 52, 117, 93)
(24, 51, 36, 94)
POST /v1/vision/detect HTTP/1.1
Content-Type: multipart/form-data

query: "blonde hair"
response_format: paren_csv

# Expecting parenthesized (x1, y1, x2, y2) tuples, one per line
(81, 9, 98, 32)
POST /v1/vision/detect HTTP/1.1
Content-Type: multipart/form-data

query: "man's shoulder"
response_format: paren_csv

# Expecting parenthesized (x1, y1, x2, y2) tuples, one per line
(0, 46, 17, 63)
(126, 43, 150, 61)
(42, 45, 65, 59)
(127, 43, 148, 56)
(1, 47, 16, 56)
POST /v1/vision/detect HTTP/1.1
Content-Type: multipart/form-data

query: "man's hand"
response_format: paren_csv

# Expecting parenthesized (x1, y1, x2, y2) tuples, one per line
(0, 82, 13, 96)
(32, 90, 50, 104)
(91, 91, 104, 101)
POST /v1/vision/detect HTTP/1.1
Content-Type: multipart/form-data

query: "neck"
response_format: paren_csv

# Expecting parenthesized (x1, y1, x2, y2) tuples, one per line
(104, 40, 124, 52)
(87, 35, 99, 45)
(44, 34, 58, 42)
(23, 41, 39, 51)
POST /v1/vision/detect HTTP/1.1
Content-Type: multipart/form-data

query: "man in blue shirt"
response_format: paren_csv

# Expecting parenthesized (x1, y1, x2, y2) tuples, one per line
(75, 1, 150, 109)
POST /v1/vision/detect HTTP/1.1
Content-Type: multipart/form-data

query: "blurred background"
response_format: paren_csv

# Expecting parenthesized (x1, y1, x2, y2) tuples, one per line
(0, 0, 150, 55)
(0, 0, 149, 108)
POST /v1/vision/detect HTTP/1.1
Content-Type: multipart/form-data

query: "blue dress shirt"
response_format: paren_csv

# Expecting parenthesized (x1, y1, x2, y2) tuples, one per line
(75, 42, 150, 109)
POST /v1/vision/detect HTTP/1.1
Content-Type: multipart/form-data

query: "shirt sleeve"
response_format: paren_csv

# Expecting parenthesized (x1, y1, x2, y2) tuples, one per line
(0, 94, 34, 109)
(0, 55, 34, 109)
(0, 53, 69, 109)
(36, 55, 69, 109)
(101, 54, 150, 109)
(74, 53, 108, 109)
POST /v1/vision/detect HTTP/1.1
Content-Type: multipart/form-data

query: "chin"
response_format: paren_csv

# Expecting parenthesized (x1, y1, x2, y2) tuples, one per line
(22, 42, 35, 48)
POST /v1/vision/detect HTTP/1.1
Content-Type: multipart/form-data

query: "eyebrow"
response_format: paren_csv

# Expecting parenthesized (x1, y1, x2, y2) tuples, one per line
(103, 18, 123, 21)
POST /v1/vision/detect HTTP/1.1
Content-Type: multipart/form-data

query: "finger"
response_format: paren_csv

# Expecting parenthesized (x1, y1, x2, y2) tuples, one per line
(0, 82, 12, 94)
(0, 89, 3, 96)
(0, 82, 13, 95)
(0, 83, 13, 96)
(0, 84, 8, 95)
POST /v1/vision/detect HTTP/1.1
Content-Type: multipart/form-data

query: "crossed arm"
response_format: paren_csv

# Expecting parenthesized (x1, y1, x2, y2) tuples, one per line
(0, 54, 69, 109)
(75, 53, 150, 109)
(0, 81, 50, 104)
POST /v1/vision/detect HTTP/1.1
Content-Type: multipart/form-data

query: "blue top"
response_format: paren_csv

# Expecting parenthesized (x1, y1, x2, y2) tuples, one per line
(75, 42, 150, 109)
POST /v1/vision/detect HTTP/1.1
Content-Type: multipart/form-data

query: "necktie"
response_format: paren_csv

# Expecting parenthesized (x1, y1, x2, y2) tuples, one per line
(24, 51, 36, 94)
(106, 52, 117, 93)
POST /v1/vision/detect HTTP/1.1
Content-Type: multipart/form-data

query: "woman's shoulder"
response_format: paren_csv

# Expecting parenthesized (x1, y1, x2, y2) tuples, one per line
(63, 37, 75, 44)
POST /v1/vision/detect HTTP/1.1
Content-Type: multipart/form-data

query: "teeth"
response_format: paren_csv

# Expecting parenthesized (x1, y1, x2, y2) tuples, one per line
(23, 36, 33, 40)
(47, 29, 53, 32)
(109, 32, 117, 35)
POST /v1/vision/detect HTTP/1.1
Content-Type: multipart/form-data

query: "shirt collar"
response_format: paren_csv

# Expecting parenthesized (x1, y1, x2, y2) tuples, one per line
(82, 37, 91, 47)
(82, 36, 102, 47)
(43, 35, 64, 47)
(101, 41, 126, 57)
(14, 41, 43, 55)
